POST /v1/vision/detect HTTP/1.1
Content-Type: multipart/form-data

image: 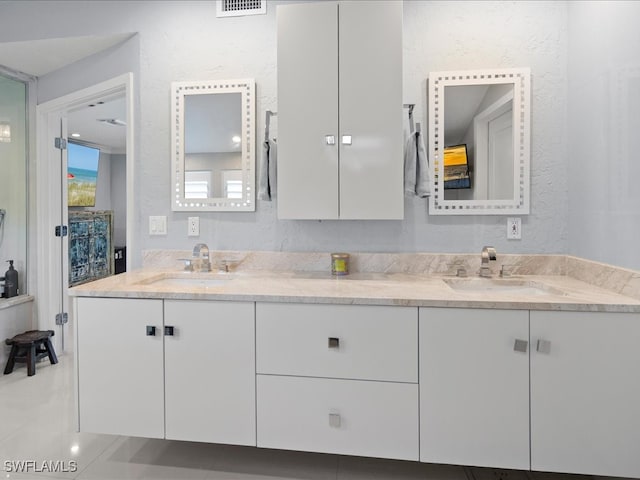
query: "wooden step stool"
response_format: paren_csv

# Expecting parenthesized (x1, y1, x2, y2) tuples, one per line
(4, 330, 58, 376)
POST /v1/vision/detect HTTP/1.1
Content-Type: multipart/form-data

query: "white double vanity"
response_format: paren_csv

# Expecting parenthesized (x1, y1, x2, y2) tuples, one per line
(70, 252, 640, 479)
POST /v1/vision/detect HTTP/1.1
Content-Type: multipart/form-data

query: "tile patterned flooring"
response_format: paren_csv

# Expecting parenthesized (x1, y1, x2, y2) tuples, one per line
(0, 354, 597, 480)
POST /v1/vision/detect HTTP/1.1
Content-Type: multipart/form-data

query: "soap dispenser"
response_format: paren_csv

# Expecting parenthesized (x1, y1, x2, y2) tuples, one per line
(4, 260, 18, 298)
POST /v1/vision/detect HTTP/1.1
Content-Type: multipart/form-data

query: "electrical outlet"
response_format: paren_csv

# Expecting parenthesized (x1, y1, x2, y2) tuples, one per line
(188, 216, 199, 237)
(149, 216, 167, 235)
(507, 217, 522, 240)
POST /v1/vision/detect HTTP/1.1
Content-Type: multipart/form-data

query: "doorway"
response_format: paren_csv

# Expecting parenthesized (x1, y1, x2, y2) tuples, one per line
(36, 73, 134, 354)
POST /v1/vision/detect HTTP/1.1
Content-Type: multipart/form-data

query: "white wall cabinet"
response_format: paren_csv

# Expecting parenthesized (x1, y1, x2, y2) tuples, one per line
(276, 1, 403, 220)
(76, 297, 255, 446)
(76, 297, 165, 438)
(530, 311, 640, 478)
(164, 300, 255, 445)
(419, 307, 530, 470)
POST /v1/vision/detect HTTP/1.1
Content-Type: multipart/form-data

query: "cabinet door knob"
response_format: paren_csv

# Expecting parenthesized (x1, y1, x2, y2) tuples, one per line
(341, 135, 352, 145)
(146, 326, 156, 336)
(325, 135, 336, 145)
(328, 337, 340, 349)
(513, 339, 528, 353)
(329, 413, 341, 428)
(537, 339, 551, 354)
(164, 326, 175, 336)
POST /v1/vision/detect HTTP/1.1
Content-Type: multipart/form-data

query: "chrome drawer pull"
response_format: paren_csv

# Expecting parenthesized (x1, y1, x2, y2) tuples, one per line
(325, 135, 336, 145)
(329, 413, 341, 428)
(328, 337, 340, 349)
(341, 135, 352, 145)
(513, 339, 528, 353)
(537, 339, 551, 354)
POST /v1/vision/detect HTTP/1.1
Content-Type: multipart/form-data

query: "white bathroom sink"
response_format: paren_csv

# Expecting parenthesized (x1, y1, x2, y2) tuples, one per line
(137, 275, 233, 288)
(443, 277, 566, 296)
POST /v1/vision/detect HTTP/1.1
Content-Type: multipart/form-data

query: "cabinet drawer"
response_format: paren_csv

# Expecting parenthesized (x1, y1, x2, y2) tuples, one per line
(256, 303, 417, 382)
(257, 375, 419, 461)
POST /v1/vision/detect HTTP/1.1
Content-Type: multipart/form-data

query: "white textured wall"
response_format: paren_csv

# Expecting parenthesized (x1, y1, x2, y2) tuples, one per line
(2, 1, 570, 268)
(568, 1, 640, 270)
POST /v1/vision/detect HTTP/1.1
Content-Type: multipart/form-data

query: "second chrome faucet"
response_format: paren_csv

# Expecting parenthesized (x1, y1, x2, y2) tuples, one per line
(480, 246, 497, 277)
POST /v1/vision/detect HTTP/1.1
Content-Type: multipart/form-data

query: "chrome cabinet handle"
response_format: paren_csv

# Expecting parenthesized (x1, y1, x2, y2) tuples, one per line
(146, 326, 156, 336)
(329, 413, 341, 428)
(341, 135, 352, 145)
(537, 339, 551, 354)
(325, 135, 336, 145)
(328, 337, 340, 349)
(513, 339, 528, 353)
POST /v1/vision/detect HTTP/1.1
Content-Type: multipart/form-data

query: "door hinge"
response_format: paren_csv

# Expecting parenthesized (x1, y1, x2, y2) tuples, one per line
(54, 137, 67, 150)
(55, 225, 68, 237)
(55, 313, 68, 325)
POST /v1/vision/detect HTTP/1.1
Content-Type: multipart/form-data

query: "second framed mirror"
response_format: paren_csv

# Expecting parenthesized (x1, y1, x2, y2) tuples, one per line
(428, 68, 530, 215)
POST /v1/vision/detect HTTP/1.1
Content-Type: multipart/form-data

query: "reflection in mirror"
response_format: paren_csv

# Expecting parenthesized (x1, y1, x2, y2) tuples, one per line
(428, 68, 530, 215)
(171, 79, 255, 211)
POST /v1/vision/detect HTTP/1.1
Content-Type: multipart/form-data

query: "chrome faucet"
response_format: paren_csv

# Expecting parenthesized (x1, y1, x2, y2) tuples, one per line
(192, 243, 211, 272)
(480, 246, 497, 277)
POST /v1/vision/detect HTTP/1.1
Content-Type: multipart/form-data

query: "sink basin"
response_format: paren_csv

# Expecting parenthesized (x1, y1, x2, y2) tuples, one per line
(138, 275, 233, 288)
(443, 277, 566, 296)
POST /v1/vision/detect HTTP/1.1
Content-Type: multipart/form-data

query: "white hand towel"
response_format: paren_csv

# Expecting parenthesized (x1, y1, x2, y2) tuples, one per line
(404, 133, 417, 196)
(404, 131, 431, 197)
(415, 132, 430, 198)
(258, 140, 277, 201)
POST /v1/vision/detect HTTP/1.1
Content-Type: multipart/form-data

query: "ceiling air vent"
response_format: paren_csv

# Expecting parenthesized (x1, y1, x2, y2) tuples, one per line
(216, 0, 266, 18)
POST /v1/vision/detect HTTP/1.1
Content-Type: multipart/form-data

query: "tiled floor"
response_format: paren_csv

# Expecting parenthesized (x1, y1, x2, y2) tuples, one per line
(0, 354, 591, 480)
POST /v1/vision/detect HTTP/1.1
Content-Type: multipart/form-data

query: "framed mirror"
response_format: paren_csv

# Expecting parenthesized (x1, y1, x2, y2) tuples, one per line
(171, 79, 255, 211)
(428, 68, 530, 215)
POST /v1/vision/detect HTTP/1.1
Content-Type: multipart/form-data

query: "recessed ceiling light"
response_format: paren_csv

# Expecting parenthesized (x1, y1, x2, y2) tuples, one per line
(97, 118, 126, 126)
(232, 135, 241, 143)
(70, 133, 81, 138)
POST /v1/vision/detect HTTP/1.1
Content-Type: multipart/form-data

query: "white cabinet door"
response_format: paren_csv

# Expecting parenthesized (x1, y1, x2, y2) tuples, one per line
(76, 297, 164, 438)
(164, 300, 255, 445)
(419, 307, 530, 470)
(338, 0, 403, 219)
(256, 303, 417, 383)
(257, 375, 419, 461)
(277, 1, 403, 220)
(530, 311, 640, 478)
(277, 1, 339, 219)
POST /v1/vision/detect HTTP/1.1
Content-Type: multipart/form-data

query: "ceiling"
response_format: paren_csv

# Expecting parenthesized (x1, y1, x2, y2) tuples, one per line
(444, 84, 490, 145)
(0, 33, 134, 152)
(68, 94, 126, 153)
(0, 33, 134, 77)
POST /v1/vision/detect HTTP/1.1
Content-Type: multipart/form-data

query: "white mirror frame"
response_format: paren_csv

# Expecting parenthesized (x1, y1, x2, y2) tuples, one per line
(428, 68, 530, 215)
(171, 79, 255, 211)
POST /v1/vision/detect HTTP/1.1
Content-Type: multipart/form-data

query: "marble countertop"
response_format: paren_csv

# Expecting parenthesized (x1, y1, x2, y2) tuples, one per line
(68, 268, 640, 313)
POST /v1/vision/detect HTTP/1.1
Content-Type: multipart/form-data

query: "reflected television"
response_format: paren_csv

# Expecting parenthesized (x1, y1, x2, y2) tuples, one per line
(443, 144, 471, 189)
(68, 142, 100, 207)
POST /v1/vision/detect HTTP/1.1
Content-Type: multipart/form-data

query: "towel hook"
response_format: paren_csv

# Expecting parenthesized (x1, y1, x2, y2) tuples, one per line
(403, 103, 416, 133)
(265, 110, 277, 143)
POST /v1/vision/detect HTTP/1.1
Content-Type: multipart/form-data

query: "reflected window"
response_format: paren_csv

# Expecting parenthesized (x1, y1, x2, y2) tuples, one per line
(184, 170, 211, 199)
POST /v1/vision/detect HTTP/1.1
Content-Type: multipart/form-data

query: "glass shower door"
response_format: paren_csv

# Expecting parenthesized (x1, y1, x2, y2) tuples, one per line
(0, 73, 28, 299)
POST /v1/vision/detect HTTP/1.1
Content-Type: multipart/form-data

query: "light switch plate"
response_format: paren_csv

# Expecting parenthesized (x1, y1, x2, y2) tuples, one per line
(149, 216, 167, 235)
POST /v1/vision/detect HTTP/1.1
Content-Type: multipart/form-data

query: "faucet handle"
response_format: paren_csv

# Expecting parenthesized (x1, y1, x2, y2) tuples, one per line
(179, 258, 194, 271)
(446, 262, 467, 277)
(500, 264, 516, 278)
